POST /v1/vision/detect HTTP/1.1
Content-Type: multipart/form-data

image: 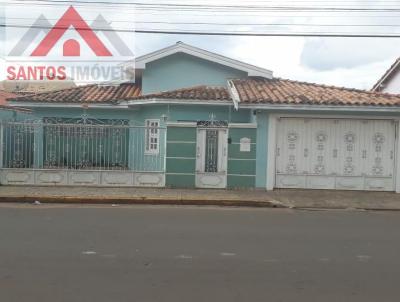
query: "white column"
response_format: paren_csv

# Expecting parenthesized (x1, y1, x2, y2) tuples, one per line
(0, 122, 3, 169)
(395, 120, 400, 193)
(266, 115, 277, 191)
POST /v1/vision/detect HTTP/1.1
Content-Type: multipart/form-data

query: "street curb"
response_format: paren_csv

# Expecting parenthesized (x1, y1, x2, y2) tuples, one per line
(291, 206, 400, 212)
(0, 196, 286, 208)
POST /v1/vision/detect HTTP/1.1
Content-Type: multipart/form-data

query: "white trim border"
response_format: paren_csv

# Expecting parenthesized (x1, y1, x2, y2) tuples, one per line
(228, 123, 257, 129)
(166, 122, 197, 128)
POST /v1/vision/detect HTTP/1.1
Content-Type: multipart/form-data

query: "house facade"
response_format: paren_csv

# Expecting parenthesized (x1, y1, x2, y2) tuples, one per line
(3, 42, 400, 192)
(372, 58, 400, 94)
(0, 90, 31, 121)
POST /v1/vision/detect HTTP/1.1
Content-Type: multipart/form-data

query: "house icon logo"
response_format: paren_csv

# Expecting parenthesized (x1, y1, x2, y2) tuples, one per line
(9, 6, 134, 58)
(32, 6, 112, 57)
(5, 5, 135, 83)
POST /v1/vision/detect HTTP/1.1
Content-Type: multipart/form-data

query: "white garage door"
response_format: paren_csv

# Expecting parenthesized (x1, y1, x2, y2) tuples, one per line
(275, 118, 396, 191)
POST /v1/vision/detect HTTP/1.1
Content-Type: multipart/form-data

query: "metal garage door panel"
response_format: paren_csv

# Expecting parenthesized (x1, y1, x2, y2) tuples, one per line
(335, 177, 365, 190)
(365, 177, 394, 191)
(276, 175, 306, 188)
(306, 176, 336, 189)
(275, 118, 395, 191)
(276, 118, 303, 175)
(363, 120, 395, 178)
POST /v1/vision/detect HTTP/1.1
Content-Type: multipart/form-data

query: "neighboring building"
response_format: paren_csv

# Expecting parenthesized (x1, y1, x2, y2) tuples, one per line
(0, 90, 15, 106)
(3, 42, 400, 193)
(0, 78, 76, 94)
(372, 58, 400, 93)
(0, 90, 31, 121)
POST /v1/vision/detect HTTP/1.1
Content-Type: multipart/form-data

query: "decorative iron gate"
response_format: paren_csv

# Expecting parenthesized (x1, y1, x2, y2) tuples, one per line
(0, 119, 166, 187)
(204, 129, 219, 173)
(2, 122, 35, 169)
(42, 118, 130, 170)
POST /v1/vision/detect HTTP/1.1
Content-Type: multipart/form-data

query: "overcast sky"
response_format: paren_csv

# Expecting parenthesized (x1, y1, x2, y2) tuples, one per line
(1, 0, 400, 90)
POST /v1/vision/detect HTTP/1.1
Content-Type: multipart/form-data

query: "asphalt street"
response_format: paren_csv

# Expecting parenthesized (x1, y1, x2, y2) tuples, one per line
(0, 204, 399, 302)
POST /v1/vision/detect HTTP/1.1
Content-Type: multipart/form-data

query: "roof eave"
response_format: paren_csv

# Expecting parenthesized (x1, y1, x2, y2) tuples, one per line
(0, 106, 32, 113)
(239, 103, 400, 112)
(7, 102, 129, 109)
(123, 98, 234, 106)
(372, 59, 400, 91)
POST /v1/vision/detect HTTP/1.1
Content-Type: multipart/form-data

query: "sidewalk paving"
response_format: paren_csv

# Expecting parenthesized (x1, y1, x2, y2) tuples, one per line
(0, 186, 400, 210)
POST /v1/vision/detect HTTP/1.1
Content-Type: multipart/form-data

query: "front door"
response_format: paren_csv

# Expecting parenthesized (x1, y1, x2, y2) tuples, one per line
(196, 128, 228, 188)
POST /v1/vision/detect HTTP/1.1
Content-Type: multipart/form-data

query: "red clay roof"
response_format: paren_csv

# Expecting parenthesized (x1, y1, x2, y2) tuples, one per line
(9, 78, 400, 108)
(0, 90, 31, 112)
(233, 78, 400, 107)
(10, 83, 141, 104)
(372, 58, 400, 92)
(135, 85, 231, 101)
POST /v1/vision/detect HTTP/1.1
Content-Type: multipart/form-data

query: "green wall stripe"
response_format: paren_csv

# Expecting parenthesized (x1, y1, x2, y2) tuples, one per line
(227, 175, 256, 189)
(167, 127, 197, 142)
(166, 158, 196, 174)
(228, 144, 256, 159)
(228, 174, 256, 177)
(166, 174, 196, 188)
(228, 159, 256, 175)
(166, 157, 196, 160)
(166, 173, 195, 176)
(167, 143, 196, 158)
(229, 128, 257, 143)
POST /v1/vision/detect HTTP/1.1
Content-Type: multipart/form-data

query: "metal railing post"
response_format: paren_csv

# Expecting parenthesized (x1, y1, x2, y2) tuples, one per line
(33, 121, 44, 169)
(128, 121, 135, 171)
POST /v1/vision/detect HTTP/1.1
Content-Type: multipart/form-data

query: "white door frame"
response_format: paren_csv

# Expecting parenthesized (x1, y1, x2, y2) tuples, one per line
(195, 127, 228, 189)
(266, 113, 400, 192)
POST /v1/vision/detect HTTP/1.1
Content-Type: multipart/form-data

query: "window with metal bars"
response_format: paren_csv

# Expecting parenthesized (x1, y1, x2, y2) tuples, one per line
(145, 119, 160, 155)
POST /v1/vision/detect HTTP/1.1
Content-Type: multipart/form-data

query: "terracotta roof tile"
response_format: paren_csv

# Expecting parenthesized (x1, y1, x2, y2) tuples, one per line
(9, 78, 400, 108)
(10, 83, 141, 104)
(135, 85, 231, 101)
(233, 78, 400, 107)
(9, 83, 230, 104)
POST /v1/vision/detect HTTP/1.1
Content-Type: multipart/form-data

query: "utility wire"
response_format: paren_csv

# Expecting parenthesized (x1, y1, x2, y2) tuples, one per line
(2, 17, 400, 27)
(1, 23, 400, 38)
(5, 0, 400, 12)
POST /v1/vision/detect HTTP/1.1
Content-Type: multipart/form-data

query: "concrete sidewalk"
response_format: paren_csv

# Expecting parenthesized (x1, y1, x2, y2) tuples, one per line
(1, 186, 400, 210)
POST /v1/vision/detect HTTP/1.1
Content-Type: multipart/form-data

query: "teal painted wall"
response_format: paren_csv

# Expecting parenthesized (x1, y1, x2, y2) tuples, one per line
(14, 104, 252, 172)
(166, 125, 257, 189)
(167, 105, 251, 123)
(255, 113, 268, 188)
(165, 126, 197, 188)
(0, 109, 31, 122)
(0, 110, 15, 121)
(12, 102, 400, 190)
(28, 104, 252, 125)
(227, 127, 257, 189)
(142, 53, 248, 94)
